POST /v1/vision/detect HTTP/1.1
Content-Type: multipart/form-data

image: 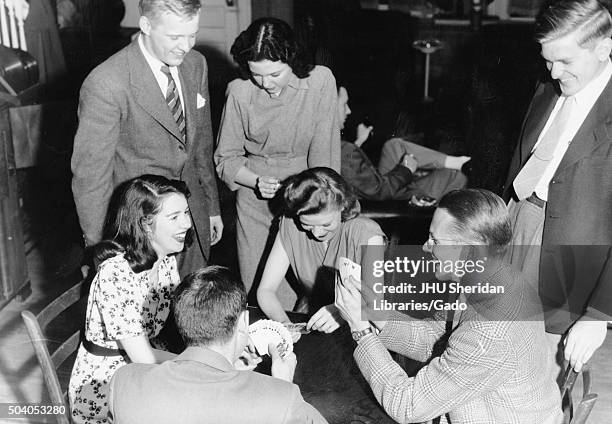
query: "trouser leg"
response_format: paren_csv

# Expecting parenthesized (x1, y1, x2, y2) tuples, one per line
(378, 138, 447, 175)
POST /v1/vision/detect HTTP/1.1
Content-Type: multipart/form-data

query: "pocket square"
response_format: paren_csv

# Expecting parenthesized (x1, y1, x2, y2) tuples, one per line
(197, 93, 206, 109)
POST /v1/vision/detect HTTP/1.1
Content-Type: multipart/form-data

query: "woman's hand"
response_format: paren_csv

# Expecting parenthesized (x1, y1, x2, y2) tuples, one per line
(256, 176, 281, 199)
(306, 304, 342, 333)
(335, 276, 370, 332)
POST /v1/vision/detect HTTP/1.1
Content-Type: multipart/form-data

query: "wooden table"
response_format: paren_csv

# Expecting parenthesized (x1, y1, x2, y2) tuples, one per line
(249, 308, 396, 424)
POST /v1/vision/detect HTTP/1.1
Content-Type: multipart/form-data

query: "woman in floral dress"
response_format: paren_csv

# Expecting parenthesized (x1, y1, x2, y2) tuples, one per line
(68, 175, 192, 423)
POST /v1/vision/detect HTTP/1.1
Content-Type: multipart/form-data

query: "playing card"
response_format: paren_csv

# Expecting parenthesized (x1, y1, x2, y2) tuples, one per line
(338, 256, 361, 289)
(248, 319, 293, 357)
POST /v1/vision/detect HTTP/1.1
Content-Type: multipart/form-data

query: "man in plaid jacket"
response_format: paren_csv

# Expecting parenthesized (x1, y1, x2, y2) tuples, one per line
(336, 189, 563, 423)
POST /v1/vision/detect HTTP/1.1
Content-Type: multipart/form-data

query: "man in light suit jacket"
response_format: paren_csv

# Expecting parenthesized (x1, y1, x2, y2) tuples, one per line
(108, 266, 328, 424)
(71, 0, 222, 276)
(502, 0, 612, 374)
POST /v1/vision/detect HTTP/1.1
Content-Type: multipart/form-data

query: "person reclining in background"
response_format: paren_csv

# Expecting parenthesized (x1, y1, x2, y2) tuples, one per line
(339, 85, 470, 201)
(108, 266, 328, 424)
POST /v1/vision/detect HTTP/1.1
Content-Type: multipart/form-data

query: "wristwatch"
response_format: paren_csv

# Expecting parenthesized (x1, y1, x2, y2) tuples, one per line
(351, 327, 374, 343)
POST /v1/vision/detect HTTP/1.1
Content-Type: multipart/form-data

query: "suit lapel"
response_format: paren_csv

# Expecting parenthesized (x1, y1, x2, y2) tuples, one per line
(555, 75, 612, 175)
(520, 83, 559, 166)
(504, 82, 558, 193)
(127, 40, 185, 144)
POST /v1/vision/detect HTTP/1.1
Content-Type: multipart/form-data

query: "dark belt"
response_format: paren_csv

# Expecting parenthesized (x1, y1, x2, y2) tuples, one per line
(83, 339, 127, 358)
(526, 192, 546, 208)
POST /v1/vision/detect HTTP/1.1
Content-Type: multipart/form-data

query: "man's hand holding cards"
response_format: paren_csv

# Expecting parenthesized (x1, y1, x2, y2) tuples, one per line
(248, 319, 294, 358)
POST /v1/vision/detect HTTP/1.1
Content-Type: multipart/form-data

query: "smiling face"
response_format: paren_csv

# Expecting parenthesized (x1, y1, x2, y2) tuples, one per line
(248, 59, 294, 96)
(541, 31, 612, 96)
(298, 208, 342, 242)
(140, 11, 200, 66)
(422, 208, 465, 281)
(148, 193, 192, 258)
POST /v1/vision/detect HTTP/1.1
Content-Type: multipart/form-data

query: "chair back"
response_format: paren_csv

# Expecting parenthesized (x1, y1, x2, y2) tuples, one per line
(560, 364, 598, 424)
(21, 280, 85, 424)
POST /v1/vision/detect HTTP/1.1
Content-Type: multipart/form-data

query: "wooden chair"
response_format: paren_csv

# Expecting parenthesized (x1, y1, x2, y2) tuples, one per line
(561, 363, 598, 424)
(21, 280, 85, 424)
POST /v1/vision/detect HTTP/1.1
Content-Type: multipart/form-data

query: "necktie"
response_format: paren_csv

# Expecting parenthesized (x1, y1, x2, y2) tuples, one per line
(513, 95, 576, 200)
(160, 65, 186, 141)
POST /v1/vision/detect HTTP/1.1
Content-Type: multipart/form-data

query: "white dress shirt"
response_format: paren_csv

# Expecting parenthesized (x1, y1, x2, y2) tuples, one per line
(532, 59, 612, 201)
(138, 34, 185, 113)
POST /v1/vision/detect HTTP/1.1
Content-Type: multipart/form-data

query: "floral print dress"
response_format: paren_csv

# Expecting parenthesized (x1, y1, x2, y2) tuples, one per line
(68, 254, 179, 424)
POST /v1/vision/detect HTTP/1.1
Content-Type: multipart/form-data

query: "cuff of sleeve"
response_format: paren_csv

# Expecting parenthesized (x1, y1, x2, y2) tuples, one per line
(217, 158, 248, 192)
(584, 306, 612, 322)
(378, 318, 406, 346)
(209, 201, 221, 216)
(354, 333, 390, 375)
(392, 164, 413, 179)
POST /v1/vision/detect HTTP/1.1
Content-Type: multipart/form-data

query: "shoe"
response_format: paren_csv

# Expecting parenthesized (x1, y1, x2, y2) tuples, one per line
(461, 159, 472, 177)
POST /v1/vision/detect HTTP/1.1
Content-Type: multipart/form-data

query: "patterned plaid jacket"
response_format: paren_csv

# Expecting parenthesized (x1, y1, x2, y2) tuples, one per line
(354, 263, 564, 424)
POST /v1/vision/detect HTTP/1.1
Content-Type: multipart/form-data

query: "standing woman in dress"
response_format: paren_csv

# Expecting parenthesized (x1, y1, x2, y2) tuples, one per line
(68, 175, 191, 423)
(215, 17, 340, 302)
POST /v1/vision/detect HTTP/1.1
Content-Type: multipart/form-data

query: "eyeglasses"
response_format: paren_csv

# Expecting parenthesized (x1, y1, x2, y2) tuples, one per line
(426, 232, 460, 246)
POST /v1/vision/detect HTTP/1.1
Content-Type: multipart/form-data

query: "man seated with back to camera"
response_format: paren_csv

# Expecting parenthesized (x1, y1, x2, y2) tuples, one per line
(338, 85, 470, 201)
(108, 266, 328, 424)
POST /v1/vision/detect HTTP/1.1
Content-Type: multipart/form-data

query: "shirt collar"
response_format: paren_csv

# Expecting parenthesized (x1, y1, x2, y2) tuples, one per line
(287, 72, 309, 90)
(263, 72, 308, 100)
(572, 59, 612, 108)
(175, 346, 235, 372)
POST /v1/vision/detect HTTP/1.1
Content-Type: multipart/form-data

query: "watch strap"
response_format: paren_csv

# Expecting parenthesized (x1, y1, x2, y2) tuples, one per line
(352, 326, 374, 342)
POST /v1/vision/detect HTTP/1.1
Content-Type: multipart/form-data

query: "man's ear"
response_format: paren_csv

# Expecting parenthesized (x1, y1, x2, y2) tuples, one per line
(595, 37, 612, 61)
(139, 15, 151, 36)
(239, 310, 249, 331)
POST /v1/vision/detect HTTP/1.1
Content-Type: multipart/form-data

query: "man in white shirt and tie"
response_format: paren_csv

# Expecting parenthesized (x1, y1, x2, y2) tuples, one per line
(503, 0, 612, 377)
(71, 0, 223, 278)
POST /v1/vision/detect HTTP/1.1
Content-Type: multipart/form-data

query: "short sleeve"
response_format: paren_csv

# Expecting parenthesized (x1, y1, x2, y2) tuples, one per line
(348, 217, 386, 249)
(95, 257, 147, 340)
(278, 216, 299, 260)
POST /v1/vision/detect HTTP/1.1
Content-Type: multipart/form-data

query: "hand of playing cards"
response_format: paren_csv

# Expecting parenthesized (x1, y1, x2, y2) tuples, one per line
(335, 257, 365, 330)
(248, 319, 294, 358)
(337, 256, 361, 290)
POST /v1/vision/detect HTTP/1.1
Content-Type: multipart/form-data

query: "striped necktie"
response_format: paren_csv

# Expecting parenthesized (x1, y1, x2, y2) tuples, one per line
(160, 65, 186, 141)
(513, 95, 576, 200)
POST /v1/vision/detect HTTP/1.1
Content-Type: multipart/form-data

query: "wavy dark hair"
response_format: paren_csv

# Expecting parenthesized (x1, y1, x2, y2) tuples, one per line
(173, 266, 247, 347)
(230, 17, 313, 80)
(283, 167, 360, 221)
(94, 175, 191, 273)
